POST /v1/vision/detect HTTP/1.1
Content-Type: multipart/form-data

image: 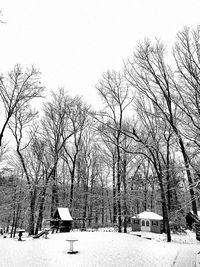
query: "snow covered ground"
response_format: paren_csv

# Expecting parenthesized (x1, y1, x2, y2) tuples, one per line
(0, 231, 199, 267)
(130, 229, 200, 244)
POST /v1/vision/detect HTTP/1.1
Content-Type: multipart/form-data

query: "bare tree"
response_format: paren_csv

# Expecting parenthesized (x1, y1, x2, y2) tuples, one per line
(122, 122, 172, 241)
(173, 27, 200, 178)
(61, 97, 89, 211)
(42, 89, 79, 216)
(0, 64, 44, 147)
(5, 65, 44, 235)
(124, 39, 198, 215)
(97, 122, 118, 224)
(9, 109, 42, 235)
(96, 70, 133, 232)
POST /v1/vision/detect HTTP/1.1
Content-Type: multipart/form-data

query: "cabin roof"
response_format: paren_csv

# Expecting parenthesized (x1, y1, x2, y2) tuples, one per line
(132, 211, 163, 220)
(53, 208, 73, 221)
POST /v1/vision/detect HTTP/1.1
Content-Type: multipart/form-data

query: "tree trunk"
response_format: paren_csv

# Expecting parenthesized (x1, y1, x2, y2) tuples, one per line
(13, 193, 22, 238)
(101, 186, 104, 226)
(144, 182, 147, 211)
(116, 142, 122, 232)
(69, 161, 76, 210)
(89, 174, 95, 227)
(29, 188, 37, 235)
(83, 171, 89, 227)
(136, 199, 140, 214)
(166, 140, 171, 211)
(13, 208, 20, 238)
(122, 154, 128, 233)
(10, 209, 16, 238)
(35, 187, 47, 235)
(150, 180, 155, 211)
(178, 135, 197, 215)
(157, 168, 171, 242)
(112, 154, 117, 224)
(51, 167, 59, 217)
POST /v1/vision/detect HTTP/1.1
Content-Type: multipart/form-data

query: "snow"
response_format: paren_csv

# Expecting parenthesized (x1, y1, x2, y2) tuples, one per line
(173, 245, 199, 267)
(132, 211, 163, 220)
(130, 230, 200, 266)
(130, 229, 200, 244)
(0, 231, 199, 267)
(56, 208, 73, 221)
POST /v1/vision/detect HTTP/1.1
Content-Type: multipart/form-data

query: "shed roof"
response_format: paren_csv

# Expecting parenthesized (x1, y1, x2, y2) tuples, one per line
(53, 208, 73, 221)
(132, 211, 163, 220)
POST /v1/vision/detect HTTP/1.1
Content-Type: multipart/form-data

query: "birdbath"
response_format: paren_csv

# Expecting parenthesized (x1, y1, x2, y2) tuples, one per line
(66, 237, 78, 254)
(18, 229, 25, 241)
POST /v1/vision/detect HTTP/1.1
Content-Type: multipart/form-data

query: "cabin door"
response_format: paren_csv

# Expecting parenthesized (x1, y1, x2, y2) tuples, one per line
(141, 220, 150, 232)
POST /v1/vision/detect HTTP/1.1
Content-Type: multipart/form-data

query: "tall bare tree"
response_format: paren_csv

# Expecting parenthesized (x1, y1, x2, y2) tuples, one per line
(96, 70, 133, 232)
(42, 89, 80, 216)
(9, 111, 42, 235)
(0, 64, 44, 147)
(124, 39, 198, 215)
(173, 27, 200, 180)
(61, 97, 89, 211)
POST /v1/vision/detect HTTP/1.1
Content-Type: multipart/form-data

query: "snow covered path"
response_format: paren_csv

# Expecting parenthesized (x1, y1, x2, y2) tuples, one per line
(0, 232, 198, 267)
(172, 244, 199, 267)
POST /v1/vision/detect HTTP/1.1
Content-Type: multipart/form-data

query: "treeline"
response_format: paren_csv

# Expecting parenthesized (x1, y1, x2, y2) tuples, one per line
(0, 27, 200, 242)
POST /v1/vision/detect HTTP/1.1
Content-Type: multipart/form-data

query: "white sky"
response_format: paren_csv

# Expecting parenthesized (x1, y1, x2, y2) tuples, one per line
(0, 0, 200, 108)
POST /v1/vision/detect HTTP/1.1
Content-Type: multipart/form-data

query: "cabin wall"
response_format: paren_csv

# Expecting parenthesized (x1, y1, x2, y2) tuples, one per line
(131, 218, 163, 233)
(151, 220, 163, 233)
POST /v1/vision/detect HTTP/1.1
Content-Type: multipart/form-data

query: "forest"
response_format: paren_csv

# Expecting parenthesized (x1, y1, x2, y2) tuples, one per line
(0, 27, 200, 243)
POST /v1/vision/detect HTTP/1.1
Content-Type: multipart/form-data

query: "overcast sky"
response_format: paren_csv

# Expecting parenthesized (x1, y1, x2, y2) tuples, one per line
(0, 0, 200, 108)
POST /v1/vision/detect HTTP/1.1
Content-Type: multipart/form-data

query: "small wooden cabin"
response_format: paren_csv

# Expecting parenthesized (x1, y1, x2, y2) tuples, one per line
(51, 208, 73, 232)
(132, 210, 163, 233)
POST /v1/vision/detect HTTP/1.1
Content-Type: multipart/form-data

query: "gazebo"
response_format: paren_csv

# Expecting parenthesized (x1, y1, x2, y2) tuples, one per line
(51, 207, 73, 232)
(132, 210, 163, 233)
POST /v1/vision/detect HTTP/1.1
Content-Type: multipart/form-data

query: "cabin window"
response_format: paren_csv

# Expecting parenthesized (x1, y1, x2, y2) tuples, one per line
(152, 220, 158, 226)
(142, 220, 145, 226)
(134, 219, 139, 224)
(146, 220, 149, 227)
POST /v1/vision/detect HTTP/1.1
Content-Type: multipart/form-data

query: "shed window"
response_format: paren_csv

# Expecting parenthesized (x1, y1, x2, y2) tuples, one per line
(152, 220, 158, 226)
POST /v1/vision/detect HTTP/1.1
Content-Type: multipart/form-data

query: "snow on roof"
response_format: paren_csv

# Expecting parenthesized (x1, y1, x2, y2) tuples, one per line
(57, 208, 73, 221)
(132, 211, 163, 220)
